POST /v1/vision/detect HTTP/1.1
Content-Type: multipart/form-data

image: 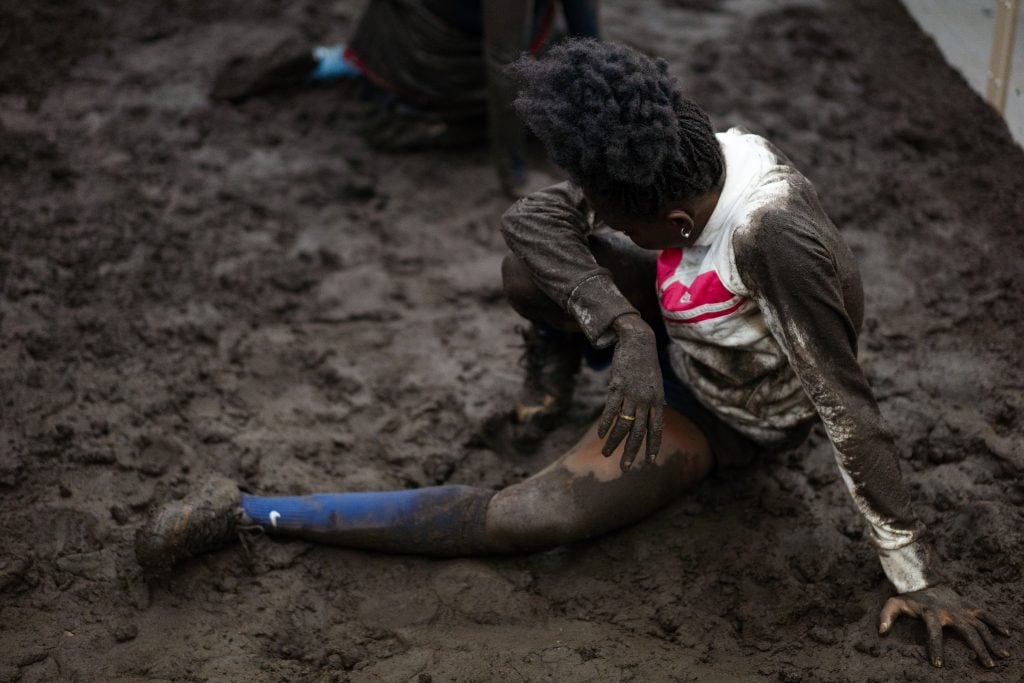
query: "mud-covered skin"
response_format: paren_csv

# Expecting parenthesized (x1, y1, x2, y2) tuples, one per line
(236, 401, 711, 563)
(878, 584, 1011, 668)
(597, 313, 664, 468)
(501, 137, 941, 593)
(486, 410, 712, 552)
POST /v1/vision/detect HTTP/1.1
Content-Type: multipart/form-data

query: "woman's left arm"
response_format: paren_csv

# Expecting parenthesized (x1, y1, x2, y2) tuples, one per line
(736, 211, 1009, 668)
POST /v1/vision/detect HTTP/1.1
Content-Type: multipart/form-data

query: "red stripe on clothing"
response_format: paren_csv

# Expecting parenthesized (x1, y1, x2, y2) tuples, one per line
(528, 2, 557, 55)
(343, 46, 395, 92)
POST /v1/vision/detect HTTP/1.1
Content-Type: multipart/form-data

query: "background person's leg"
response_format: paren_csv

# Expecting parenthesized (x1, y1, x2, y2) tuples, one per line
(240, 407, 712, 555)
(561, 0, 601, 39)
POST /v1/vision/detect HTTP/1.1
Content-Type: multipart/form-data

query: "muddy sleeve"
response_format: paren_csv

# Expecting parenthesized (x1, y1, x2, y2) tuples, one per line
(500, 182, 639, 347)
(736, 213, 944, 594)
(482, 0, 531, 186)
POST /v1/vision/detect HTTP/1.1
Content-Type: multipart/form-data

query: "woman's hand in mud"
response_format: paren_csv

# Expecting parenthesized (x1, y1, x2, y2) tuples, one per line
(597, 313, 664, 471)
(878, 584, 1010, 668)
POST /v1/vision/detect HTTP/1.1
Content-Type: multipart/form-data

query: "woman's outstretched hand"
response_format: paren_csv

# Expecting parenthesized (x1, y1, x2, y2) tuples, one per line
(597, 313, 664, 471)
(878, 584, 1010, 668)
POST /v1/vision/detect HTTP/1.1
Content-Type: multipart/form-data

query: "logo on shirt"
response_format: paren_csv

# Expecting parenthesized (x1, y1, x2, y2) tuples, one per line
(657, 248, 745, 324)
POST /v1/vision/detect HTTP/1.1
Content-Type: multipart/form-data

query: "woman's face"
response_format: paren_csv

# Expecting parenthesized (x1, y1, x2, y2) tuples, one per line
(589, 197, 695, 251)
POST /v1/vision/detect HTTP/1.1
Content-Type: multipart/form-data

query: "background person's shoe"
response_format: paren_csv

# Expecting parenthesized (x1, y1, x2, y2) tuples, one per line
(135, 474, 245, 571)
(309, 44, 363, 81)
(211, 35, 317, 102)
(360, 99, 488, 152)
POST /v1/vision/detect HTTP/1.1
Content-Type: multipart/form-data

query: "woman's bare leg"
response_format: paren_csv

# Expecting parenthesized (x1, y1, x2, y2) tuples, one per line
(230, 408, 711, 556)
(135, 233, 711, 568)
(485, 407, 711, 552)
(137, 395, 710, 570)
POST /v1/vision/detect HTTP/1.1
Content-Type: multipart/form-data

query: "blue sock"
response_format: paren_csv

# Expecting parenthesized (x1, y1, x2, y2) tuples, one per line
(240, 485, 495, 556)
(309, 44, 363, 81)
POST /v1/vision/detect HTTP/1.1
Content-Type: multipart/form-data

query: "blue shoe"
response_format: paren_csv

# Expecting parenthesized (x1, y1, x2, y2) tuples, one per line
(309, 44, 363, 81)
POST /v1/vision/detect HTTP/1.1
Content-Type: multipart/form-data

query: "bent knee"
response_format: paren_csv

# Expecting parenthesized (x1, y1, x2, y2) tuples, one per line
(501, 253, 578, 330)
(501, 254, 537, 312)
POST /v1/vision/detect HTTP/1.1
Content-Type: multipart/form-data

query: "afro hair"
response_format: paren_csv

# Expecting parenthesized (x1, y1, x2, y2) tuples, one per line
(511, 39, 723, 218)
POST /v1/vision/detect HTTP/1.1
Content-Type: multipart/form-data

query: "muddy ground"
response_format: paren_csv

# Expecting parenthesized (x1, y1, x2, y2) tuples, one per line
(1, 0, 1022, 680)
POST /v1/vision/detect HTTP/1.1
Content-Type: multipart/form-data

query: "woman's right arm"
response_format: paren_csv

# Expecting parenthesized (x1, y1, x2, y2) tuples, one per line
(500, 182, 638, 348)
(501, 183, 664, 467)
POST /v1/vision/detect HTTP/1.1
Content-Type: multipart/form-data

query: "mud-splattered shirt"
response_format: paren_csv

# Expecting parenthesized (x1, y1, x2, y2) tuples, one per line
(501, 127, 941, 594)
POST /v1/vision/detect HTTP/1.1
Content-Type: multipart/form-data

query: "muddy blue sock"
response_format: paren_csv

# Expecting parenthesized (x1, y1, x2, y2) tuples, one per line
(309, 44, 363, 81)
(239, 485, 495, 556)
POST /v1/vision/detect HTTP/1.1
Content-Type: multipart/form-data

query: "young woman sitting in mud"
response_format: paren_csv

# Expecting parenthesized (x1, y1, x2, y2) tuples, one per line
(136, 40, 1010, 670)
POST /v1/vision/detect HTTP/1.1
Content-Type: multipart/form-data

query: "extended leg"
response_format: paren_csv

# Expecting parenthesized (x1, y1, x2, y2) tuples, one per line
(237, 408, 711, 555)
(136, 409, 711, 570)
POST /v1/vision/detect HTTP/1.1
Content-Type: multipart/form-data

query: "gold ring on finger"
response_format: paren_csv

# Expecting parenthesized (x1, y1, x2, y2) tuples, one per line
(619, 414, 636, 422)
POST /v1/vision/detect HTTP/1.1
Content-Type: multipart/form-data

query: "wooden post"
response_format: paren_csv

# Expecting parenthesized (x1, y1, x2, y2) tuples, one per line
(987, 0, 1021, 114)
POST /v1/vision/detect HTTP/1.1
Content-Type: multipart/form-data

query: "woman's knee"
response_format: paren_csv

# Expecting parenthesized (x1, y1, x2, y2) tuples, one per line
(501, 253, 569, 325)
(483, 414, 714, 553)
(501, 253, 533, 309)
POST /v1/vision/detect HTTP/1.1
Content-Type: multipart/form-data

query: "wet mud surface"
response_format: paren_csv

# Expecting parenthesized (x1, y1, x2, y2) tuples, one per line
(1, 0, 1022, 680)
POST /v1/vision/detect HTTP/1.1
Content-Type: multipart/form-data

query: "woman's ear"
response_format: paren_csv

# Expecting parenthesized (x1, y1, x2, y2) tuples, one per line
(667, 209, 695, 240)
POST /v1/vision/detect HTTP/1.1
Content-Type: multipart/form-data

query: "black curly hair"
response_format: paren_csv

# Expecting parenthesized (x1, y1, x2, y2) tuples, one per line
(511, 39, 723, 218)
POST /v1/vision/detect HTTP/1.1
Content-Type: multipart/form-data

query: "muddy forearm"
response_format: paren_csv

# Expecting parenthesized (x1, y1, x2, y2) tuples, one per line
(501, 182, 638, 346)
